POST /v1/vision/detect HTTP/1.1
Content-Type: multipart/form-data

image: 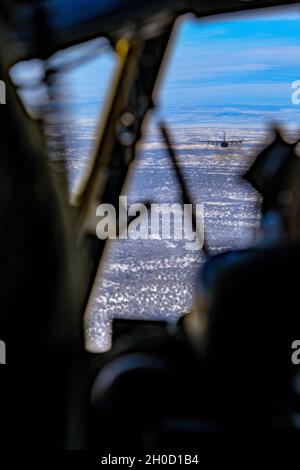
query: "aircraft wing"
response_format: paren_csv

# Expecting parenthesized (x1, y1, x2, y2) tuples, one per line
(196, 140, 243, 145)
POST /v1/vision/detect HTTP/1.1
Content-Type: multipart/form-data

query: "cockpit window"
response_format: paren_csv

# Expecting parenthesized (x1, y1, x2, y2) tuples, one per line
(83, 6, 300, 352)
(10, 38, 118, 192)
(10, 6, 300, 352)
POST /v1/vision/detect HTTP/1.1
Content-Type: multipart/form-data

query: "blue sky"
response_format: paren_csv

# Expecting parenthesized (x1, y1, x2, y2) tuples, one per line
(160, 6, 300, 109)
(13, 5, 300, 128)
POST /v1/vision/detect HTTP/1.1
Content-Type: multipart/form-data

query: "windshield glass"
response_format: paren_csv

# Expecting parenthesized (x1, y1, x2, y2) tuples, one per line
(11, 5, 300, 352)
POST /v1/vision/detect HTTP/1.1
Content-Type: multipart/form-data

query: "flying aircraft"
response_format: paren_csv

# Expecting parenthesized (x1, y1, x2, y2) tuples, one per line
(198, 131, 243, 148)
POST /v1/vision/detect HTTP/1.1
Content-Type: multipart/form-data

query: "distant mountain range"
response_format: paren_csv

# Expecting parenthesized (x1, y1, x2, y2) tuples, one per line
(156, 105, 300, 129)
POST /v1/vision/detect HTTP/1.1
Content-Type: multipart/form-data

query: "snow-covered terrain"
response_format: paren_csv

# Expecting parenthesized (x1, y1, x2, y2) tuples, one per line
(63, 125, 276, 351)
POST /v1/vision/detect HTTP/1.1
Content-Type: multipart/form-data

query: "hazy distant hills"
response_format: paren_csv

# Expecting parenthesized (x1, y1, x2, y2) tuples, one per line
(156, 105, 300, 129)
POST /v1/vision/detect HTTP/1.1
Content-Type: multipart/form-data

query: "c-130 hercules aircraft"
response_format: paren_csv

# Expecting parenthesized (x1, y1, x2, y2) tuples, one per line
(198, 131, 243, 147)
(0, 0, 300, 452)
